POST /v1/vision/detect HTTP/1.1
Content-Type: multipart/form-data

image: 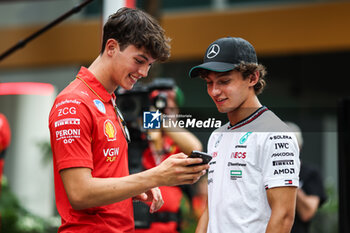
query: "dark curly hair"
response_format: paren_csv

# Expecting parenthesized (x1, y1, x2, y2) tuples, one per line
(101, 7, 171, 62)
(235, 62, 267, 95)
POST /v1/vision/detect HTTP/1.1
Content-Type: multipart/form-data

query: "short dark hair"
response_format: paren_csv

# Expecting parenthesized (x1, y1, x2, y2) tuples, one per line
(101, 7, 171, 62)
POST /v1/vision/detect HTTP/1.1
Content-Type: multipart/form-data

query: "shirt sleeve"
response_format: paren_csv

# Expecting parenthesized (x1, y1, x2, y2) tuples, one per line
(261, 132, 300, 189)
(49, 96, 94, 172)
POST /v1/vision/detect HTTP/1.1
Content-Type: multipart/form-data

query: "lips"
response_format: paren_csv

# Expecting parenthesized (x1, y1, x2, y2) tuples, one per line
(128, 74, 140, 84)
(215, 98, 228, 105)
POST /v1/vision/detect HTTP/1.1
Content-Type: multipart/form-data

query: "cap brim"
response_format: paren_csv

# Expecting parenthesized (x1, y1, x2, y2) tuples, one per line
(189, 62, 238, 78)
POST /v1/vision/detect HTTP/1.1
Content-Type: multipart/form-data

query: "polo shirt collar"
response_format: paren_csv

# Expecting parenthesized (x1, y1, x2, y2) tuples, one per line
(76, 66, 116, 103)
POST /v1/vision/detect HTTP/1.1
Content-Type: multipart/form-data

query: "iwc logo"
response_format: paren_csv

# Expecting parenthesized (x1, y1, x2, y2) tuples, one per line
(207, 44, 220, 59)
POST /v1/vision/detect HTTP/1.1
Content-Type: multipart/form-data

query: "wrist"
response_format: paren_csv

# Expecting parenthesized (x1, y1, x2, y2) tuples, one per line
(142, 166, 162, 188)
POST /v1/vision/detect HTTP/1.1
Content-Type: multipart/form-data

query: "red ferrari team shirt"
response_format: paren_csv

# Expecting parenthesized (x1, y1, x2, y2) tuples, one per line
(49, 67, 134, 233)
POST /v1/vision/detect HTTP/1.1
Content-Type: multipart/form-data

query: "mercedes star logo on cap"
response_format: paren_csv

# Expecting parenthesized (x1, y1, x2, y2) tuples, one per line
(207, 44, 220, 59)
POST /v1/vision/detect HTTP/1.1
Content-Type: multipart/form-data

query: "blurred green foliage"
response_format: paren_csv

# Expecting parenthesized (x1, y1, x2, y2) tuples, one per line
(0, 177, 58, 233)
(310, 182, 338, 233)
(36, 141, 52, 165)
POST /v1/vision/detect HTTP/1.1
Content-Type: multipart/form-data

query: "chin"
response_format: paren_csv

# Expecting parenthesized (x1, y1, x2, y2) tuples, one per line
(216, 105, 234, 114)
(121, 82, 134, 91)
(216, 106, 227, 113)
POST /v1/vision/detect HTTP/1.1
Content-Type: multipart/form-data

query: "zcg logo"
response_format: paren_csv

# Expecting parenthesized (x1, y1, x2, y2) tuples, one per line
(58, 107, 76, 116)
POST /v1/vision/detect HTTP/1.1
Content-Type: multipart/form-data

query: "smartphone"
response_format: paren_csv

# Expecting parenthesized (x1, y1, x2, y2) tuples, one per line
(188, 150, 212, 166)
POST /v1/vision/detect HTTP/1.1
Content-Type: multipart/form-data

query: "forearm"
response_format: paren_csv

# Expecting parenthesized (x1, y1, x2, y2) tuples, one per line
(266, 187, 297, 233)
(295, 189, 320, 222)
(265, 211, 295, 233)
(195, 206, 209, 233)
(63, 167, 160, 210)
(61, 154, 209, 210)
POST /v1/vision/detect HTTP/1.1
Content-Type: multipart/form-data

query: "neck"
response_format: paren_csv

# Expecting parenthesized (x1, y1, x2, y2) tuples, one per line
(227, 95, 262, 126)
(88, 55, 117, 94)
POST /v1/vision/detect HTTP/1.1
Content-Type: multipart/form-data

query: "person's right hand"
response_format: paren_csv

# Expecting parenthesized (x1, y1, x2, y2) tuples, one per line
(154, 153, 209, 186)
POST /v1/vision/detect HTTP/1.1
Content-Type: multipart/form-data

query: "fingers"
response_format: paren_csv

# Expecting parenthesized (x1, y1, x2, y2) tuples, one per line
(133, 193, 148, 201)
(149, 187, 164, 213)
(170, 152, 208, 167)
(186, 163, 210, 173)
(181, 169, 207, 184)
(157, 153, 209, 187)
(168, 166, 207, 186)
(169, 152, 188, 159)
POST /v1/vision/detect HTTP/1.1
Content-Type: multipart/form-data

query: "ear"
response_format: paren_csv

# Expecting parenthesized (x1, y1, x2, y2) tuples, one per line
(248, 71, 259, 87)
(104, 39, 120, 57)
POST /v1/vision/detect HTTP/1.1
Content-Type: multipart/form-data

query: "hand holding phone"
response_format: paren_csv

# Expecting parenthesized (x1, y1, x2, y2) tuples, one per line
(188, 150, 212, 166)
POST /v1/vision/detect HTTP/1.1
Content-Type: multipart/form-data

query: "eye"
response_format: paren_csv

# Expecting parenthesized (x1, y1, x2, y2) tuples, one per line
(218, 79, 230, 85)
(135, 58, 144, 64)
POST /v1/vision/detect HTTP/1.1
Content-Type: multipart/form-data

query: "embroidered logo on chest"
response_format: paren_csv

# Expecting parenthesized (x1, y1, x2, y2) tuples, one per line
(94, 99, 106, 114)
(104, 119, 117, 141)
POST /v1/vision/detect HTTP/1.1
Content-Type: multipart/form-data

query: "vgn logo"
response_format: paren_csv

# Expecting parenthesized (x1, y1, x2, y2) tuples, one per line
(143, 110, 161, 129)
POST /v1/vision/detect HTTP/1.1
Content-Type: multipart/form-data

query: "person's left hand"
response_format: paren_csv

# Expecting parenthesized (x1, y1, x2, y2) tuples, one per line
(133, 187, 163, 213)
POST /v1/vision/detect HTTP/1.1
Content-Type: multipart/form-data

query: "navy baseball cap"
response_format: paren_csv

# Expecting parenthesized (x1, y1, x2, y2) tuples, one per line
(189, 37, 258, 78)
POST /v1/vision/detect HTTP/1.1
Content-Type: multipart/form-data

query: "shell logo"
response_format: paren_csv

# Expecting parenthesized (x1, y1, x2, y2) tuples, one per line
(104, 119, 117, 141)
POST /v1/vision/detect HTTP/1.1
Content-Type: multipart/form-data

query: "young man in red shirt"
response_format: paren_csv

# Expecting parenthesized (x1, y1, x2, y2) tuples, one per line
(48, 7, 208, 233)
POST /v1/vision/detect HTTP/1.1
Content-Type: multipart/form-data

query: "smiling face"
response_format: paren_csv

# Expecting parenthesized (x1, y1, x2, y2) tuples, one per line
(107, 40, 156, 91)
(204, 70, 259, 119)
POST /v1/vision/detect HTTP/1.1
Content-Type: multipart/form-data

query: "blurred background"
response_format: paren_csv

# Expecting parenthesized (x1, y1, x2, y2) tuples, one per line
(1, 0, 349, 232)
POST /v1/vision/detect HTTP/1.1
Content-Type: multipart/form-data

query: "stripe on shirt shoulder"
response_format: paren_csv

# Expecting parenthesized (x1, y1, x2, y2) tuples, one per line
(228, 106, 269, 130)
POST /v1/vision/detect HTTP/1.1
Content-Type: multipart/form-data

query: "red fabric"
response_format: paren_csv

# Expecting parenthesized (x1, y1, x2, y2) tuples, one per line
(136, 137, 182, 233)
(142, 136, 179, 170)
(0, 82, 54, 96)
(134, 186, 183, 233)
(192, 196, 207, 220)
(0, 160, 4, 183)
(49, 67, 134, 233)
(125, 0, 135, 8)
(0, 113, 11, 151)
(135, 221, 178, 233)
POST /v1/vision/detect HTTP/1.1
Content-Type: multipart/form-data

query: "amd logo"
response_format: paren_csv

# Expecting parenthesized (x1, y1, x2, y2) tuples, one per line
(274, 168, 295, 175)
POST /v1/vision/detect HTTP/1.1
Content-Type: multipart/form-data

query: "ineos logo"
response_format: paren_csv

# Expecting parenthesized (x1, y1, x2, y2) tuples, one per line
(207, 44, 220, 59)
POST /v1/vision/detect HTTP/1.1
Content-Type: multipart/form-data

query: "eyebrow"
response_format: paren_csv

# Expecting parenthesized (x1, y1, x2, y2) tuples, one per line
(137, 54, 149, 61)
(217, 71, 232, 77)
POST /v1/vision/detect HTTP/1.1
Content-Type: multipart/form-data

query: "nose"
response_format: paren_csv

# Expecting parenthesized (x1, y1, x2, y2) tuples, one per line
(138, 64, 150, 78)
(209, 83, 221, 97)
